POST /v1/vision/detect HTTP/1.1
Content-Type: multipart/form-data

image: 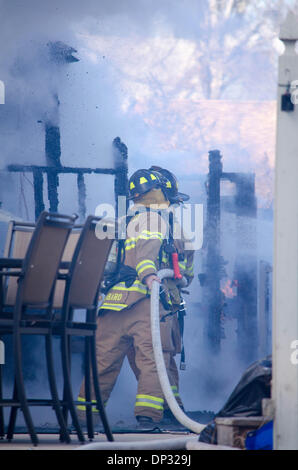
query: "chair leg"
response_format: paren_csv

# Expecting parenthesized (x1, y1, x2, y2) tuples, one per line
(6, 380, 18, 441)
(84, 337, 94, 441)
(90, 334, 113, 442)
(13, 330, 38, 446)
(61, 335, 71, 440)
(60, 385, 68, 441)
(45, 334, 71, 444)
(61, 335, 71, 438)
(61, 333, 85, 443)
(0, 364, 5, 438)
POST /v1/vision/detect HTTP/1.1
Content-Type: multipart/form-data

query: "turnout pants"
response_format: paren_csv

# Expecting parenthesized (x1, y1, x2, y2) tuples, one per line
(126, 313, 184, 410)
(79, 297, 174, 422)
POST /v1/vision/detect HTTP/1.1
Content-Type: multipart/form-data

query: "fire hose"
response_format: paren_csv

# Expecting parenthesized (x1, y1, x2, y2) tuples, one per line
(77, 269, 206, 450)
(150, 269, 206, 434)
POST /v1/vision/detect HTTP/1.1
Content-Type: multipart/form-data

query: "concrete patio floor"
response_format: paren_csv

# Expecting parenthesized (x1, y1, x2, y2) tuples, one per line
(0, 432, 194, 450)
(0, 432, 238, 450)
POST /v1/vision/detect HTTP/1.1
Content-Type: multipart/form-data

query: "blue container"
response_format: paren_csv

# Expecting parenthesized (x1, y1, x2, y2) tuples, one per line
(245, 420, 273, 450)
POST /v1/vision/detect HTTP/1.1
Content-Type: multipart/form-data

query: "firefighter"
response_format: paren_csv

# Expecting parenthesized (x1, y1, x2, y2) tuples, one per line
(78, 168, 186, 426)
(126, 166, 195, 422)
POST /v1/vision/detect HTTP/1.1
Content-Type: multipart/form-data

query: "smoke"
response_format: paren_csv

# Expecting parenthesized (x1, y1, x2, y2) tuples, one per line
(0, 0, 293, 208)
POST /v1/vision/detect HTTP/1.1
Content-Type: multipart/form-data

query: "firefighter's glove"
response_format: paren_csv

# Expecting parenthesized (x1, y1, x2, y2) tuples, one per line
(144, 274, 161, 290)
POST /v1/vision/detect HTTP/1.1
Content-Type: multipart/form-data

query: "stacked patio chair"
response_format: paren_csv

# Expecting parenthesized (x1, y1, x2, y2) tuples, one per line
(0, 212, 114, 445)
(0, 212, 76, 445)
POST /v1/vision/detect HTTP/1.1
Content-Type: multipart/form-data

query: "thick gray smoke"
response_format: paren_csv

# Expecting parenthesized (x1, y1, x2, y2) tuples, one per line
(0, 0, 294, 426)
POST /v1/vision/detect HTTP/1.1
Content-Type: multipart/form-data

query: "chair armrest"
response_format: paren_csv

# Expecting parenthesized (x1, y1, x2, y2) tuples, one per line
(0, 270, 23, 277)
(0, 258, 23, 269)
(0, 259, 70, 269)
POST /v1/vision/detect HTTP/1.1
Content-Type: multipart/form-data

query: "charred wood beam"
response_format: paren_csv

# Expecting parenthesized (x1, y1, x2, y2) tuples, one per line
(113, 137, 128, 221)
(7, 133, 129, 222)
(45, 123, 62, 168)
(222, 172, 257, 218)
(32, 169, 45, 220)
(47, 170, 59, 213)
(77, 172, 86, 222)
(206, 149, 223, 353)
(7, 165, 117, 220)
(7, 165, 116, 175)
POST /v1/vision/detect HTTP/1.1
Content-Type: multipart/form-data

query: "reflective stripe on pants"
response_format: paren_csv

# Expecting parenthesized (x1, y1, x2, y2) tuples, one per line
(135, 394, 164, 411)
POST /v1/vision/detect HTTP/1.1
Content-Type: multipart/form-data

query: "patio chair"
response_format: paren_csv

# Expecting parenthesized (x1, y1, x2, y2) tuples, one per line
(0, 211, 76, 446)
(0, 220, 35, 440)
(1, 221, 35, 311)
(0, 219, 83, 444)
(56, 215, 114, 442)
(1, 220, 82, 311)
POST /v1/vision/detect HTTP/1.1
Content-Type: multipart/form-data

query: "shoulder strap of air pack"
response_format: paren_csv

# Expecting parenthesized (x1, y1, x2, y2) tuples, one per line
(103, 207, 172, 294)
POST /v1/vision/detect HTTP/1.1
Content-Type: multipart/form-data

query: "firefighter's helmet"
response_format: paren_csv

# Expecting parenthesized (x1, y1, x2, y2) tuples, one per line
(149, 166, 190, 204)
(128, 169, 167, 200)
